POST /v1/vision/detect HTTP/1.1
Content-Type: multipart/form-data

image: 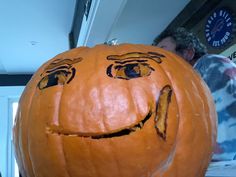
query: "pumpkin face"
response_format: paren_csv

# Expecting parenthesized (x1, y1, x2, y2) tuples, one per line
(13, 44, 217, 177)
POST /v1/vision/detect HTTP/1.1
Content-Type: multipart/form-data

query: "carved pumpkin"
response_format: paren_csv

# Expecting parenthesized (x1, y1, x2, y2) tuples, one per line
(13, 44, 217, 177)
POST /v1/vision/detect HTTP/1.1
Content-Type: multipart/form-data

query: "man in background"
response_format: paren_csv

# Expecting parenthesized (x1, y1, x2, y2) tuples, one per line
(153, 27, 236, 161)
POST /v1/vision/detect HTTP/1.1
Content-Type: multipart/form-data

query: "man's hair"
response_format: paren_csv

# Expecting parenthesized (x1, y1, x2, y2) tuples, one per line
(152, 27, 207, 60)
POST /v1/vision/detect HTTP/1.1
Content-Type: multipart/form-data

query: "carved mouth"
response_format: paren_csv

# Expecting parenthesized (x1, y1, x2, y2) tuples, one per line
(47, 85, 172, 140)
(47, 111, 152, 139)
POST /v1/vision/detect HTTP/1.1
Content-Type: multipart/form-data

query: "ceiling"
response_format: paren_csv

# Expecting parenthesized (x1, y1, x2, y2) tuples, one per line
(0, 0, 190, 75)
(0, 0, 76, 74)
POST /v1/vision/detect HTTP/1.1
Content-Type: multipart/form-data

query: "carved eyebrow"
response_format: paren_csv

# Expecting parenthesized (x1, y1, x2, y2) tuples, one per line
(114, 59, 148, 64)
(45, 65, 71, 74)
(107, 52, 165, 64)
(107, 52, 148, 60)
(45, 57, 83, 70)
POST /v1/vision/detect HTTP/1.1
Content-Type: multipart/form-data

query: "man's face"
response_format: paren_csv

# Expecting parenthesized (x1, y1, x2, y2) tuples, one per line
(156, 37, 194, 65)
(156, 37, 178, 54)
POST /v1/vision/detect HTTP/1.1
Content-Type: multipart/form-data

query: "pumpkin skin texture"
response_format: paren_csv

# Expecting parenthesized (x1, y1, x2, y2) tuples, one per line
(13, 44, 217, 177)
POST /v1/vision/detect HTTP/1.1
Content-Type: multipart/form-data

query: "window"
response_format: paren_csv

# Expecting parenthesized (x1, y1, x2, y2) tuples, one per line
(0, 86, 24, 177)
(7, 99, 20, 177)
(12, 102, 19, 177)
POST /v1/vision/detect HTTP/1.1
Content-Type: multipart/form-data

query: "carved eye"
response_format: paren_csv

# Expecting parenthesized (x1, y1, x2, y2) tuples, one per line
(38, 69, 75, 90)
(107, 62, 154, 80)
(37, 58, 82, 90)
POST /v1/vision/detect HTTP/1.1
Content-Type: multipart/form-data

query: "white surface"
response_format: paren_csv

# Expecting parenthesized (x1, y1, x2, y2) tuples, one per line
(206, 160, 236, 177)
(108, 0, 191, 45)
(0, 0, 76, 74)
(79, 0, 191, 47)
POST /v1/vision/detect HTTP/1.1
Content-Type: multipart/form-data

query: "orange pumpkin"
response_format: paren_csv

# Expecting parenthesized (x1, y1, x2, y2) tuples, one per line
(13, 44, 217, 177)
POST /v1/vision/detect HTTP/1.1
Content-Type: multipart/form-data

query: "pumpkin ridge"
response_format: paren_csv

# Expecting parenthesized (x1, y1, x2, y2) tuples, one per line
(156, 51, 212, 176)
(23, 83, 39, 176)
(147, 51, 181, 173)
(55, 71, 71, 177)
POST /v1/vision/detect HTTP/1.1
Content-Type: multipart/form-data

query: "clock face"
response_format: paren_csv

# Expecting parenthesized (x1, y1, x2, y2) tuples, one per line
(205, 8, 233, 48)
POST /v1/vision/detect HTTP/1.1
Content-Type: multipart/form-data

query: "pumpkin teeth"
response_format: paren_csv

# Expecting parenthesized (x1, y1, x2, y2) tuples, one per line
(130, 127, 137, 131)
(139, 122, 144, 128)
